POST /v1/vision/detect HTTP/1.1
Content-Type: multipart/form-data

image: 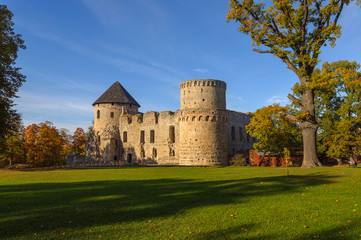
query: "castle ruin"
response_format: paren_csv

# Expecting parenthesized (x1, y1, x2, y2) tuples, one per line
(83, 79, 255, 166)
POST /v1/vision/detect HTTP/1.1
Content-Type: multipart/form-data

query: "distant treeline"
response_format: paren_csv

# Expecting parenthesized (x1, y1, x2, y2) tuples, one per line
(0, 121, 87, 167)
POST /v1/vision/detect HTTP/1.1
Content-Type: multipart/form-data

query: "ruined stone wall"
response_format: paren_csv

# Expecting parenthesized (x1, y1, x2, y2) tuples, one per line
(119, 111, 180, 165)
(81, 79, 257, 167)
(180, 79, 226, 110)
(227, 110, 255, 157)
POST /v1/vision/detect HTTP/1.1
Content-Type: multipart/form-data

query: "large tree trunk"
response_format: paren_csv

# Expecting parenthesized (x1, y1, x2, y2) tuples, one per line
(300, 87, 322, 168)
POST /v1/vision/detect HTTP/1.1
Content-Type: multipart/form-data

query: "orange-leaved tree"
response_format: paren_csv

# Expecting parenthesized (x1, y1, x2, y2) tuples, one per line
(24, 121, 69, 167)
(246, 104, 301, 166)
(72, 127, 86, 155)
(227, 0, 360, 167)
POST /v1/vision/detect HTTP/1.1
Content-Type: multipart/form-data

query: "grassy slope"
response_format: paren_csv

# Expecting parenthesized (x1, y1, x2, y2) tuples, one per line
(0, 167, 360, 240)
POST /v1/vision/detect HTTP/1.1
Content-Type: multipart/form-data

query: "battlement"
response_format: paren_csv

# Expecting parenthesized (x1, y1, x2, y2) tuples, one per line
(180, 79, 226, 110)
(180, 79, 226, 89)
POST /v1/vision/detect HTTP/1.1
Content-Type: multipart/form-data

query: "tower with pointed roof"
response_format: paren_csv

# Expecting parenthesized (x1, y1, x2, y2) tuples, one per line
(92, 81, 140, 162)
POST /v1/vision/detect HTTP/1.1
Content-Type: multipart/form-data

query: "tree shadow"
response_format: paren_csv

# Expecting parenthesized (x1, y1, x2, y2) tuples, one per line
(191, 217, 361, 240)
(0, 173, 340, 238)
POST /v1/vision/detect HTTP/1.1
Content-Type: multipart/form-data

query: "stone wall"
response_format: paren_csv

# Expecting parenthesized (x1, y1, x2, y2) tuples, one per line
(227, 110, 255, 157)
(80, 79, 255, 167)
(178, 109, 228, 165)
(93, 103, 138, 134)
(119, 110, 180, 165)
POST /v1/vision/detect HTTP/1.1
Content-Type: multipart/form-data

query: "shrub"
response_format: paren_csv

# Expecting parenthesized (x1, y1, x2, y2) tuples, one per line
(230, 153, 248, 166)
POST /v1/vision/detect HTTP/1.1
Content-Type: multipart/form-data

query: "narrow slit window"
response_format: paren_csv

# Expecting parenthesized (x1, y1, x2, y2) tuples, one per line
(169, 126, 175, 143)
(231, 126, 235, 141)
(150, 130, 155, 143)
(239, 127, 244, 141)
(140, 130, 145, 144)
(123, 131, 128, 142)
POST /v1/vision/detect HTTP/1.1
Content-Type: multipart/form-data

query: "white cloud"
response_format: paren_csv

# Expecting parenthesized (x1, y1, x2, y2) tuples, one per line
(192, 68, 208, 73)
(266, 95, 289, 105)
(15, 91, 92, 114)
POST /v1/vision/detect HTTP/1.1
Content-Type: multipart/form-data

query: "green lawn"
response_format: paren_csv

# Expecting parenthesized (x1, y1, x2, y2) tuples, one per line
(0, 166, 360, 240)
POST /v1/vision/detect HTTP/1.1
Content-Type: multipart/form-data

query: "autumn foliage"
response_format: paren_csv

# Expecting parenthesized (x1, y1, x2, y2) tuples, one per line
(24, 121, 69, 167)
(249, 150, 303, 167)
(72, 128, 86, 155)
(0, 121, 87, 167)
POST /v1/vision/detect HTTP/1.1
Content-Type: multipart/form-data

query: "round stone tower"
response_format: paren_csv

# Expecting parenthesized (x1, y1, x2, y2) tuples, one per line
(178, 79, 228, 166)
(92, 81, 140, 162)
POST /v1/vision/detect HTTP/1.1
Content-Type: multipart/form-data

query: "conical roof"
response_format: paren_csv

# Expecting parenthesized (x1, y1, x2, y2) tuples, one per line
(92, 81, 140, 107)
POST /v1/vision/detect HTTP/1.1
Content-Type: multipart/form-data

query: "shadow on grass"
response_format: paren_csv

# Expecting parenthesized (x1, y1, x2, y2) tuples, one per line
(0, 173, 339, 238)
(192, 219, 361, 240)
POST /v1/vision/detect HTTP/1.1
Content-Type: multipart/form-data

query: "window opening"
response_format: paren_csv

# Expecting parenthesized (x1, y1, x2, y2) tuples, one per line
(150, 130, 155, 143)
(123, 131, 127, 142)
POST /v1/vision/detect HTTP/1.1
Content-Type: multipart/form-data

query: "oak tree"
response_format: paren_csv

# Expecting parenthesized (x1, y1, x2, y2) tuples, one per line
(0, 5, 26, 140)
(227, 0, 360, 167)
(310, 60, 361, 163)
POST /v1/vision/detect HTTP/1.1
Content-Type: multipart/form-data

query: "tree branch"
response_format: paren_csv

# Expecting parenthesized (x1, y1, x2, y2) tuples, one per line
(280, 112, 298, 123)
(288, 93, 302, 106)
(280, 55, 300, 77)
(252, 49, 273, 54)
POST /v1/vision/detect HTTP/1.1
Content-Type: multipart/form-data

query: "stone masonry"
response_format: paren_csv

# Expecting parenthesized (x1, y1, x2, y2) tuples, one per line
(83, 79, 255, 166)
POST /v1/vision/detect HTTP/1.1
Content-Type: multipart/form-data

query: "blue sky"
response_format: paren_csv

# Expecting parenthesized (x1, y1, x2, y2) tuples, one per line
(4, 0, 361, 133)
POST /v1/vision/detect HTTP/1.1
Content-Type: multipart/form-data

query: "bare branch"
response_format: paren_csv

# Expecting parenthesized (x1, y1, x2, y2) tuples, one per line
(288, 94, 302, 106)
(253, 49, 273, 54)
(333, 0, 344, 25)
(280, 55, 300, 77)
(280, 112, 298, 123)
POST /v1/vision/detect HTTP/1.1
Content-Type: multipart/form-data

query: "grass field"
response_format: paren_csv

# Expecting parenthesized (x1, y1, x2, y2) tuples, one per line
(0, 166, 360, 240)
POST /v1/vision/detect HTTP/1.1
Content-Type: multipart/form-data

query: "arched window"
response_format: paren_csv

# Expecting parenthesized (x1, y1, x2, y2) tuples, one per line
(169, 126, 175, 143)
(150, 130, 155, 143)
(110, 112, 114, 118)
(205, 116, 210, 121)
(123, 131, 127, 142)
(97, 110, 100, 119)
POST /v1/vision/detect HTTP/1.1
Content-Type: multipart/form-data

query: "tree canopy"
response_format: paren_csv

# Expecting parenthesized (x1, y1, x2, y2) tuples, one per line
(0, 4, 26, 140)
(246, 104, 302, 165)
(310, 60, 361, 161)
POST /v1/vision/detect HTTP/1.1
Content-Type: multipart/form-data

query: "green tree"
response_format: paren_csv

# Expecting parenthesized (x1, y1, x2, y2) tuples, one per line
(246, 104, 301, 165)
(0, 5, 26, 141)
(227, 0, 360, 167)
(309, 60, 361, 164)
(0, 123, 26, 167)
